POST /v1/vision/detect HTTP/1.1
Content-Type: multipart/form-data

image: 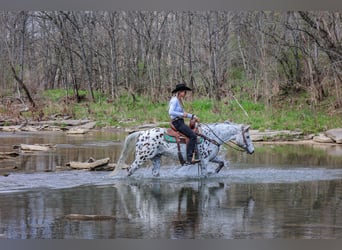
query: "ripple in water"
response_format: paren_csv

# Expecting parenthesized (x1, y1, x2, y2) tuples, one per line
(1, 164, 342, 193)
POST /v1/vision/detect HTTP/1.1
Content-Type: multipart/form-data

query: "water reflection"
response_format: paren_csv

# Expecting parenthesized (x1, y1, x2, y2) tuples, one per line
(0, 179, 342, 239)
(0, 131, 124, 172)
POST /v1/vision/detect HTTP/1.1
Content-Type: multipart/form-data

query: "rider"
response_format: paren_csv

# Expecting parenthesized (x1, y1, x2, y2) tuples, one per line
(169, 82, 200, 164)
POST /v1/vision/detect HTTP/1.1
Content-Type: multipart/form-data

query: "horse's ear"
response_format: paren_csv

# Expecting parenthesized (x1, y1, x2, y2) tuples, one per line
(244, 125, 250, 132)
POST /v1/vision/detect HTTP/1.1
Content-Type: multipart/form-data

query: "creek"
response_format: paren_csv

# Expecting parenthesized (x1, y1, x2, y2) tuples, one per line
(0, 130, 341, 239)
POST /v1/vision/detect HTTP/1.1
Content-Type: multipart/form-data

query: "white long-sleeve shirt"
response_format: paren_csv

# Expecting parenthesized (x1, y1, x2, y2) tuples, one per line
(168, 96, 193, 120)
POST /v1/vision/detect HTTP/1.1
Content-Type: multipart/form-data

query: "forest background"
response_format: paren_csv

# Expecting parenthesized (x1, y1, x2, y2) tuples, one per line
(0, 11, 341, 133)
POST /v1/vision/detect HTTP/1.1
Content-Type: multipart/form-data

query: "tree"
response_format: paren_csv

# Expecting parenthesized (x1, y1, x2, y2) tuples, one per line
(3, 11, 36, 108)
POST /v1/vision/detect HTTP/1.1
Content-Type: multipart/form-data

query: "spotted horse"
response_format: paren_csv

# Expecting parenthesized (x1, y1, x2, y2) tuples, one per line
(110, 121, 254, 177)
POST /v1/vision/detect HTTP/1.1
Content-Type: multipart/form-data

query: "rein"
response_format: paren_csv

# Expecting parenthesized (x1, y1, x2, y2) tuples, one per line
(198, 123, 246, 152)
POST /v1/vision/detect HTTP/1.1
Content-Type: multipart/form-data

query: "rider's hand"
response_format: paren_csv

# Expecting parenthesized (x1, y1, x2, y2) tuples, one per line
(193, 115, 200, 122)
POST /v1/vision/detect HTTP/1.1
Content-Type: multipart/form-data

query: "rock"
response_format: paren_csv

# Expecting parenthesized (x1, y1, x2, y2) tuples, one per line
(313, 133, 334, 143)
(33, 119, 91, 126)
(65, 121, 96, 134)
(304, 134, 315, 140)
(250, 130, 303, 141)
(325, 128, 342, 144)
(0, 125, 21, 132)
(66, 128, 89, 134)
(79, 121, 97, 130)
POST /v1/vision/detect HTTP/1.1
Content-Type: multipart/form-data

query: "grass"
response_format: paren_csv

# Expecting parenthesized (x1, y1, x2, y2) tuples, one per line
(34, 89, 342, 133)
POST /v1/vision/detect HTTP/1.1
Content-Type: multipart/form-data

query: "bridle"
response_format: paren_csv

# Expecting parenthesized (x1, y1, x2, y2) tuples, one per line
(198, 123, 249, 152)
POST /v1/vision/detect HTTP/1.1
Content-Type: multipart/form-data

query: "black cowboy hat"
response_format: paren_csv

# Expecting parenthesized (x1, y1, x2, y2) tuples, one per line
(171, 83, 192, 93)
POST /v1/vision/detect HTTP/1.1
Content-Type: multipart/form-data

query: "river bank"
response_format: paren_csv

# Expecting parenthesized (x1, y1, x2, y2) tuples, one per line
(1, 118, 341, 144)
(0, 121, 341, 177)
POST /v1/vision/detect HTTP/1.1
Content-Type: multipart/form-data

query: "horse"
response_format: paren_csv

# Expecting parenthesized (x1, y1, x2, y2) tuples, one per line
(111, 121, 254, 177)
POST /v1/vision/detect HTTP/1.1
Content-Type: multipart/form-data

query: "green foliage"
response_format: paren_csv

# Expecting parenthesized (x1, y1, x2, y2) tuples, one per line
(192, 99, 213, 111)
(229, 67, 245, 81)
(38, 89, 341, 133)
(43, 89, 68, 101)
(43, 89, 106, 102)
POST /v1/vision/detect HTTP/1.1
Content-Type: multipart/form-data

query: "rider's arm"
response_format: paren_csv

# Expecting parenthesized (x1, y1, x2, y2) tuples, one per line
(169, 97, 193, 119)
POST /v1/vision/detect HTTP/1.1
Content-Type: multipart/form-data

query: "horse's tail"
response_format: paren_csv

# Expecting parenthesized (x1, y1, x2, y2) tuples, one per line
(110, 131, 141, 176)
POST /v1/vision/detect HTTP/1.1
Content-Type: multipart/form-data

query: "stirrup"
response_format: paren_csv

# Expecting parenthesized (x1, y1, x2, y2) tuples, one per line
(184, 159, 200, 165)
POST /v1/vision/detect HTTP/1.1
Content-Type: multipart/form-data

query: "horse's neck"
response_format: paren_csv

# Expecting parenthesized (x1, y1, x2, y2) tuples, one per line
(205, 123, 240, 142)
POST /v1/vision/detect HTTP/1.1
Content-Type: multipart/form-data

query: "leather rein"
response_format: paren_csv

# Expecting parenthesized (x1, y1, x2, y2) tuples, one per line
(197, 123, 247, 152)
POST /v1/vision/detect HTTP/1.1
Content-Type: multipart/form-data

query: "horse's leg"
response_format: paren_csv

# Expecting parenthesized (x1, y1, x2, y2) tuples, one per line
(151, 155, 161, 177)
(210, 156, 230, 173)
(198, 159, 208, 177)
(127, 138, 159, 176)
(127, 152, 148, 176)
(127, 158, 144, 176)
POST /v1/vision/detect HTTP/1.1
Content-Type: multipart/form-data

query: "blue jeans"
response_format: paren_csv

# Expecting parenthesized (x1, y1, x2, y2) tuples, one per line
(172, 118, 197, 161)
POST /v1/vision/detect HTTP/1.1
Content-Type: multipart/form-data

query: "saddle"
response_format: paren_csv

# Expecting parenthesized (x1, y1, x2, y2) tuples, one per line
(164, 119, 201, 165)
(165, 119, 200, 144)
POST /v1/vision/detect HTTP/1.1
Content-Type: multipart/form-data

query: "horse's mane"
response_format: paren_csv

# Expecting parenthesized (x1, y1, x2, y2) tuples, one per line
(203, 121, 242, 127)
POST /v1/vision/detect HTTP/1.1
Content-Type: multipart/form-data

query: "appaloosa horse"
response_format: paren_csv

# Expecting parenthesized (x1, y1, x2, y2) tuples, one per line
(111, 121, 254, 177)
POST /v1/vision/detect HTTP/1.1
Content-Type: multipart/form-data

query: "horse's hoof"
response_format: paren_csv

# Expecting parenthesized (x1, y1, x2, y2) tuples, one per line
(152, 171, 160, 177)
(200, 170, 208, 178)
(215, 163, 224, 173)
(215, 166, 224, 173)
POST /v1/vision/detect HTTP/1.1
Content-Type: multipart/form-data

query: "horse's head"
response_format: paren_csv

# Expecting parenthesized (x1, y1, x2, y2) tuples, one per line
(232, 125, 254, 154)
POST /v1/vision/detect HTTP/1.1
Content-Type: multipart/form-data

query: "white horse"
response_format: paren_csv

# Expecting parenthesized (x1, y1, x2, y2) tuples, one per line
(111, 121, 254, 177)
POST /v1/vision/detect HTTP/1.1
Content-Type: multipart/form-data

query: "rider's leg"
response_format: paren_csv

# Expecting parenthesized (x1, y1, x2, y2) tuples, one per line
(187, 133, 197, 162)
(172, 118, 198, 163)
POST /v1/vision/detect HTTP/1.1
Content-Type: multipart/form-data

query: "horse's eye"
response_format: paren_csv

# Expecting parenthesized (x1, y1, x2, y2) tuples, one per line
(246, 136, 250, 139)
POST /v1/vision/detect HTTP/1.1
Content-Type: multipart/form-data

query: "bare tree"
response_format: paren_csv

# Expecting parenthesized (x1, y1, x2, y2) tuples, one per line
(0, 10, 341, 112)
(3, 11, 36, 108)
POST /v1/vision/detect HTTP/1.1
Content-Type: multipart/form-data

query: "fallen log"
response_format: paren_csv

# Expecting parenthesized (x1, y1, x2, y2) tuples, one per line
(90, 163, 115, 171)
(66, 157, 110, 170)
(66, 128, 89, 134)
(64, 214, 116, 221)
(17, 144, 55, 151)
(0, 152, 19, 160)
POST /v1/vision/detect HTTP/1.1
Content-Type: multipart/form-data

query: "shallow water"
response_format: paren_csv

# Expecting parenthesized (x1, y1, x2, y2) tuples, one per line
(0, 131, 342, 239)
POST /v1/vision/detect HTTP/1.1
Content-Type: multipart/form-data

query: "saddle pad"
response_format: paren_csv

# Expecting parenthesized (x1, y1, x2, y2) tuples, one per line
(164, 133, 203, 144)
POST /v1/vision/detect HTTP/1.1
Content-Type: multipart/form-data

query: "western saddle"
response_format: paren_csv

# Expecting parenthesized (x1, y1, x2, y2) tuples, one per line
(165, 118, 200, 165)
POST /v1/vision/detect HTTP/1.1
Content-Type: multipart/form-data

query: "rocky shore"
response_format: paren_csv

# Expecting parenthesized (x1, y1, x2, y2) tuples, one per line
(0, 119, 341, 145)
(250, 128, 342, 144)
